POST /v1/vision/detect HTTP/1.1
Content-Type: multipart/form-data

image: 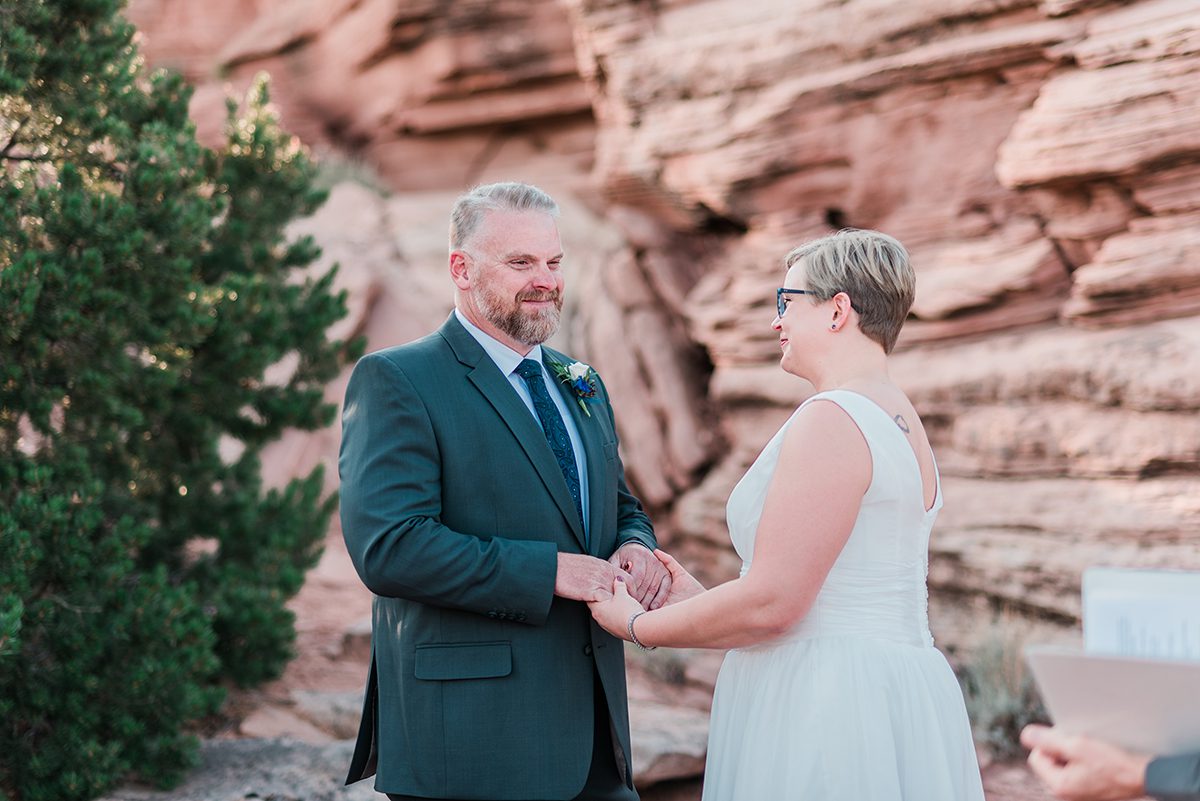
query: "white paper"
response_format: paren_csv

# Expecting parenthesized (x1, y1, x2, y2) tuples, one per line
(1026, 645, 1200, 755)
(1083, 567, 1200, 662)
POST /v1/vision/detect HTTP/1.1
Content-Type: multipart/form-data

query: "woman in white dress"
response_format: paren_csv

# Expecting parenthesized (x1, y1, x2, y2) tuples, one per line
(589, 229, 985, 800)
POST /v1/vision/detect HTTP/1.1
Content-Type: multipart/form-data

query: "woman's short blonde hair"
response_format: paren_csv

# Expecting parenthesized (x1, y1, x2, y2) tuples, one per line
(784, 229, 915, 354)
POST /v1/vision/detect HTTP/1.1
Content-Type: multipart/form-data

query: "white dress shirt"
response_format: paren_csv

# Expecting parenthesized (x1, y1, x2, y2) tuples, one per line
(454, 309, 591, 537)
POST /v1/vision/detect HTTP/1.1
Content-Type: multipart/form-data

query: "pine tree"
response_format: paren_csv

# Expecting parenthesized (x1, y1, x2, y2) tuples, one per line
(0, 2, 360, 798)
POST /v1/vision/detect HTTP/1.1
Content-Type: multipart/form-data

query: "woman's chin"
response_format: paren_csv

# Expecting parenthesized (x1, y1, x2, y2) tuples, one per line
(779, 355, 805, 379)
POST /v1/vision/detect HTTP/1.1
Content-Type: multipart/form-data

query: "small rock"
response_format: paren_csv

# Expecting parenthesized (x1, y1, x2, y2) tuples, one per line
(239, 704, 331, 744)
(340, 616, 373, 662)
(630, 701, 710, 788)
(293, 689, 365, 740)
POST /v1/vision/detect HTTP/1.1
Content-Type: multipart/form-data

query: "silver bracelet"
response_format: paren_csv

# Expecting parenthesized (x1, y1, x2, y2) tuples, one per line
(627, 611, 656, 651)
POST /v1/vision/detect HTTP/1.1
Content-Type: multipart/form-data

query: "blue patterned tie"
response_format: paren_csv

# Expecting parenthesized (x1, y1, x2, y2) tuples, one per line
(516, 359, 584, 536)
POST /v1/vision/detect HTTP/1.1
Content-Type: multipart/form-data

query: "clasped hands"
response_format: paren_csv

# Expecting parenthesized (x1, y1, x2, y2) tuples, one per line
(555, 544, 706, 642)
(556, 543, 704, 636)
(556, 542, 669, 606)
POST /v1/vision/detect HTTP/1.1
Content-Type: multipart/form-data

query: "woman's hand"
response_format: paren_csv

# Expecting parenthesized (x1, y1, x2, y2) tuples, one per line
(654, 549, 706, 604)
(588, 577, 646, 639)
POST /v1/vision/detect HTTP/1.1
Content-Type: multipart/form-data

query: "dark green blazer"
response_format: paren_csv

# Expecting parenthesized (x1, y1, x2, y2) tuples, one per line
(339, 313, 655, 800)
(1147, 752, 1200, 801)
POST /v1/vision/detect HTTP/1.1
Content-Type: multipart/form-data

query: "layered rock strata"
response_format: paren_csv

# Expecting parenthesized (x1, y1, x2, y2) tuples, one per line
(557, 0, 1200, 620)
(121, 0, 1200, 796)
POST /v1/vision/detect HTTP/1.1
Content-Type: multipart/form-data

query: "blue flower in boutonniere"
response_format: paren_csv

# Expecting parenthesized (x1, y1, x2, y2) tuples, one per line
(550, 359, 599, 417)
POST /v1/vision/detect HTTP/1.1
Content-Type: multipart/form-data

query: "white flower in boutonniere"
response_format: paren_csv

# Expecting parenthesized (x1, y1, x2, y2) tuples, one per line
(550, 360, 599, 417)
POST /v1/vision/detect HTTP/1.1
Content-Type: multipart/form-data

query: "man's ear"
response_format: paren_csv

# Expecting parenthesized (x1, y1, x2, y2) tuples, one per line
(449, 250, 471, 290)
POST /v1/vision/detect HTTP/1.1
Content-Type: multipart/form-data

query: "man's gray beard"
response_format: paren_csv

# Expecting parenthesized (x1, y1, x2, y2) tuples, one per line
(475, 287, 562, 346)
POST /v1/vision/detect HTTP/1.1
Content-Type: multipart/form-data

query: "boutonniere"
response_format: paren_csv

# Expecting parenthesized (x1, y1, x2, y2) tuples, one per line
(549, 360, 599, 417)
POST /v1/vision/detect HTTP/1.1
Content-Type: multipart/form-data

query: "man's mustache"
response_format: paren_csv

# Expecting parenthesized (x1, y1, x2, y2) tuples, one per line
(516, 290, 562, 304)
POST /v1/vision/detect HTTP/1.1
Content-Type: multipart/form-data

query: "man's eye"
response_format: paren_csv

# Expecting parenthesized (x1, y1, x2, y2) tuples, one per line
(783, 297, 792, 306)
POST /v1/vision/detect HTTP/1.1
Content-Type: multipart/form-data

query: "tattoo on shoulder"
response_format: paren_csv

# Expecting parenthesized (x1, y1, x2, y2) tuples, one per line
(894, 414, 910, 433)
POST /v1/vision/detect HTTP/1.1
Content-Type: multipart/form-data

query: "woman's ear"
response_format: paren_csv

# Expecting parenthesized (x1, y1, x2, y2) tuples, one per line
(831, 291, 855, 325)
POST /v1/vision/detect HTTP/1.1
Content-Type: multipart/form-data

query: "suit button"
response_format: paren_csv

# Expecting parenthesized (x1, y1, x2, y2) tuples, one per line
(487, 611, 498, 619)
(583, 644, 593, 656)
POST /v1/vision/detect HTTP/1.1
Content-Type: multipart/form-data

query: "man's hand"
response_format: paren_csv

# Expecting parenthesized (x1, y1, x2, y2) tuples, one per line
(609, 541, 671, 610)
(1020, 724, 1150, 801)
(556, 553, 631, 602)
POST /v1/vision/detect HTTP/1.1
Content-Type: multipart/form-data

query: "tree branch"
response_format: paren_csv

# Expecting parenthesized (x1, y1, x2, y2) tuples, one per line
(3, 152, 52, 163)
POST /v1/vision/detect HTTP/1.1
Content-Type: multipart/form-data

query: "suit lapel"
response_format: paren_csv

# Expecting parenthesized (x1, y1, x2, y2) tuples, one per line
(440, 315, 588, 550)
(545, 353, 609, 557)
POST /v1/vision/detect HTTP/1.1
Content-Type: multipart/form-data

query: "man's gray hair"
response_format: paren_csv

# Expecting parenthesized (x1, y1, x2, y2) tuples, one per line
(449, 182, 560, 251)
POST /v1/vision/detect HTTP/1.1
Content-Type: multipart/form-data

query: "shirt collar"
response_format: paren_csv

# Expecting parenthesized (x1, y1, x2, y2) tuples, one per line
(454, 308, 543, 377)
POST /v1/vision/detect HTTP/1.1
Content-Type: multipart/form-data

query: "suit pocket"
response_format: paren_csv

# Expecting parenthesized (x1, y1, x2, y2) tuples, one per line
(414, 641, 512, 681)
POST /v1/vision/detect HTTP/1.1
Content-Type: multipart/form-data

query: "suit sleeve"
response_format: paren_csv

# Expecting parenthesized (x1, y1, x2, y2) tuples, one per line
(339, 352, 557, 625)
(1146, 752, 1200, 801)
(595, 374, 656, 553)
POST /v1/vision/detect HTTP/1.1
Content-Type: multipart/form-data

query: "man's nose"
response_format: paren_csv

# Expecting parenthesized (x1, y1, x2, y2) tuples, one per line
(771, 315, 782, 331)
(529, 262, 557, 289)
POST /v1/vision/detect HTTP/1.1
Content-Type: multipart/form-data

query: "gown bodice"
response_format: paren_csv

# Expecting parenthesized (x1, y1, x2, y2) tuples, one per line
(725, 389, 942, 648)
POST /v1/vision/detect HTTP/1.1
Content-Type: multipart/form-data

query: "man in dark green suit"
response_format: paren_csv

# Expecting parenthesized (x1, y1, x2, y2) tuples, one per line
(339, 182, 670, 801)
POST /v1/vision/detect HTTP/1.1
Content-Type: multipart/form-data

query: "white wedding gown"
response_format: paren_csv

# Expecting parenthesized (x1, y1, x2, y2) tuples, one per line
(702, 390, 985, 801)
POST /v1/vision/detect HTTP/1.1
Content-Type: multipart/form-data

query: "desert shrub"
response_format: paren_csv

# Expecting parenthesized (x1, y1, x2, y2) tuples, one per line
(957, 618, 1049, 760)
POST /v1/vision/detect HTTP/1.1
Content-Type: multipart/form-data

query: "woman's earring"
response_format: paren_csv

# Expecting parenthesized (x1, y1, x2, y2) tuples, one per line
(830, 323, 837, 330)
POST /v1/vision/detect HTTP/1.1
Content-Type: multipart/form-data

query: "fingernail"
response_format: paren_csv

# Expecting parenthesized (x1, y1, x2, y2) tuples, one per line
(615, 576, 625, 582)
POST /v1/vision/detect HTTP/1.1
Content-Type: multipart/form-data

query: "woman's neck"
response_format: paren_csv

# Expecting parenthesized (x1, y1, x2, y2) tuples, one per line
(807, 345, 891, 393)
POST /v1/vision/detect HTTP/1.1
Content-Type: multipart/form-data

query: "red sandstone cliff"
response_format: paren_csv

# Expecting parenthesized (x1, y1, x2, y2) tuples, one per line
(121, 0, 1200, 794)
